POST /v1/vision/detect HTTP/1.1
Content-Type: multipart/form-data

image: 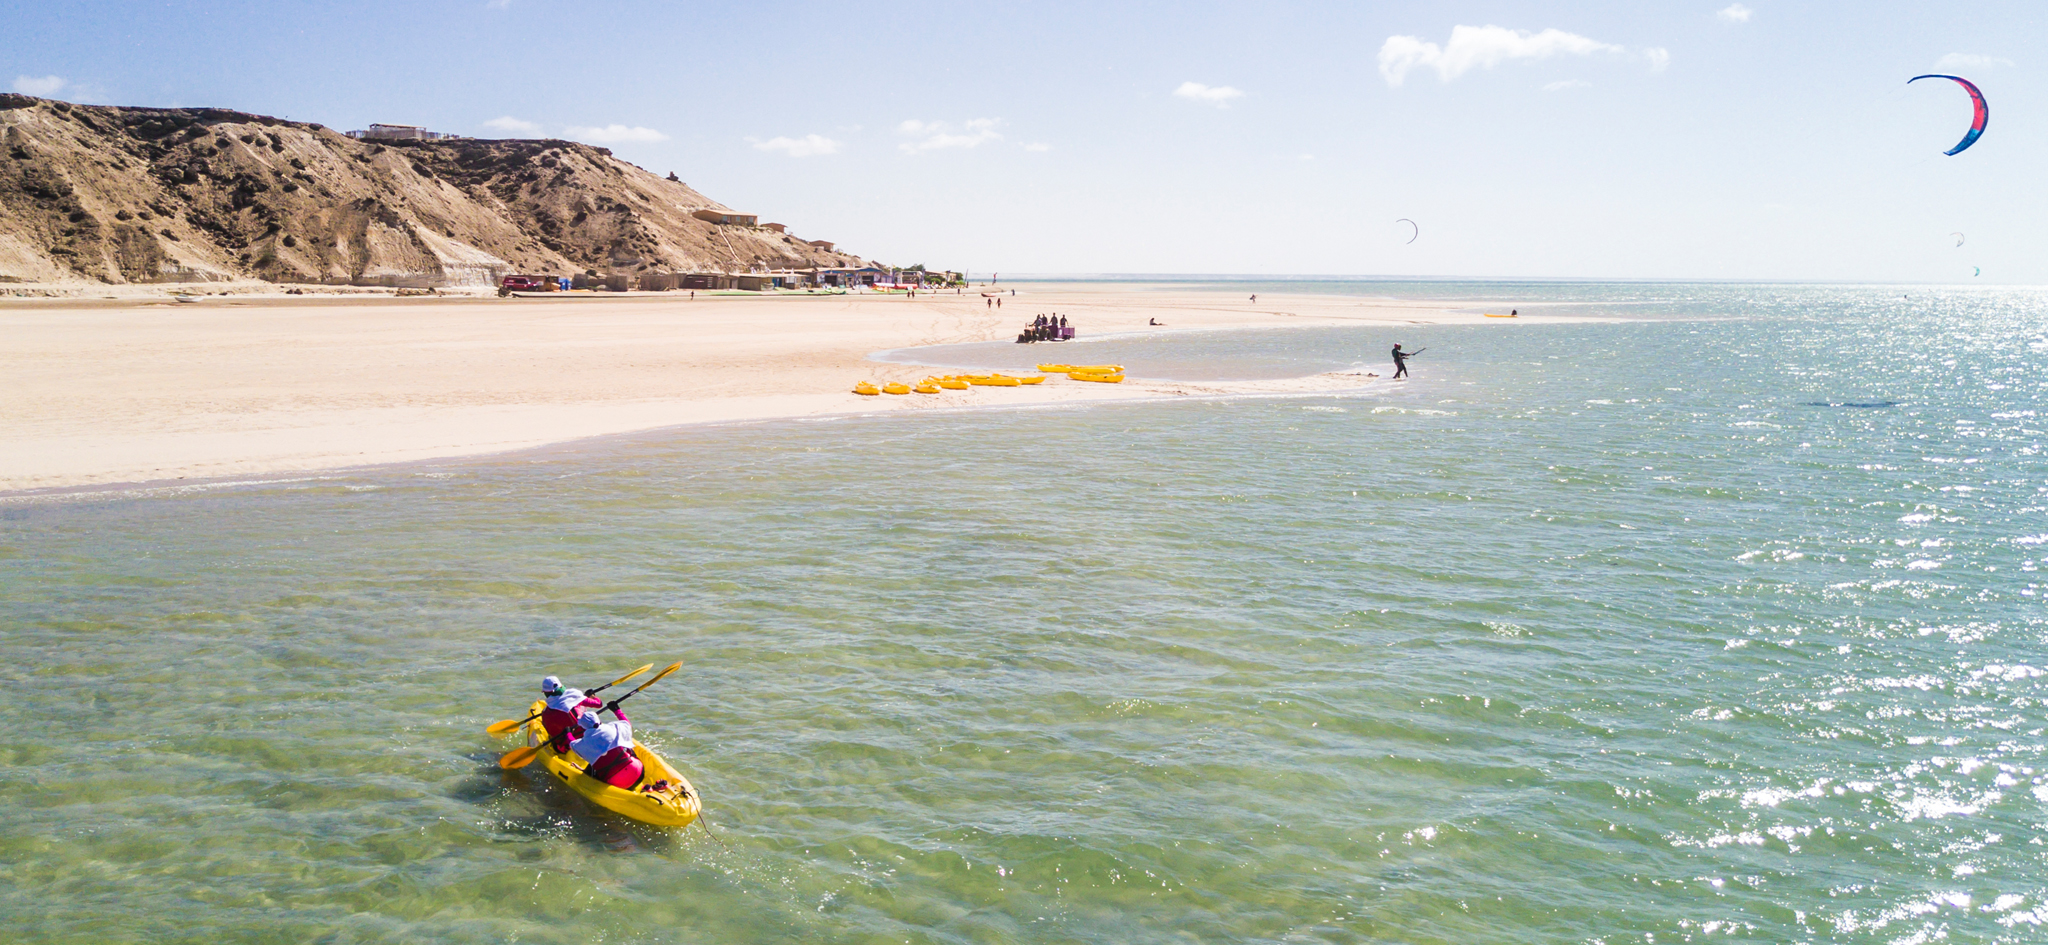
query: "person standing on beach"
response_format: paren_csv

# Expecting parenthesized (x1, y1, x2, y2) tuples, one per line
(1392, 344, 1423, 380)
(1250, 294, 1257, 304)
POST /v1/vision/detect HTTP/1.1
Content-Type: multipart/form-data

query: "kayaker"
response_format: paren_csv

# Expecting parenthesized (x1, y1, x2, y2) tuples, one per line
(570, 702, 644, 788)
(539, 675, 601, 753)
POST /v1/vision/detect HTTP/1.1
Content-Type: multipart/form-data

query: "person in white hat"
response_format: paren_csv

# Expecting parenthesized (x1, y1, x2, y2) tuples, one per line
(538, 675, 601, 753)
(570, 702, 644, 788)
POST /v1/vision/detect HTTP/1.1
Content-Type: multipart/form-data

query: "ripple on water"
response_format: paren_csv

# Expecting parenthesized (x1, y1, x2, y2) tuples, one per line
(3, 284, 2048, 943)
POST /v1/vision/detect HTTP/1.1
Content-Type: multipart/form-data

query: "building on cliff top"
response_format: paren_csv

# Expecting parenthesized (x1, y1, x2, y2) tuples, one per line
(345, 123, 455, 141)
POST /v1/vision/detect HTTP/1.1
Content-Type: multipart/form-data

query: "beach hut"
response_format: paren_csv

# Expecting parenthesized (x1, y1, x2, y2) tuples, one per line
(691, 209, 759, 226)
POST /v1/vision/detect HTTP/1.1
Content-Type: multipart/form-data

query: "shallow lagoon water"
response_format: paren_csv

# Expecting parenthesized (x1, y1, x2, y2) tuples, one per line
(4, 284, 2048, 943)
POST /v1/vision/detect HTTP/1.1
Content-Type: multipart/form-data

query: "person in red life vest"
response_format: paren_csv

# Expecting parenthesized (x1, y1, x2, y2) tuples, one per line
(570, 701, 644, 789)
(538, 675, 601, 753)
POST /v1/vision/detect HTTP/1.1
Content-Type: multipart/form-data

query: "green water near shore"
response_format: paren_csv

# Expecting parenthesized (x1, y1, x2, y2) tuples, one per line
(4, 284, 2047, 943)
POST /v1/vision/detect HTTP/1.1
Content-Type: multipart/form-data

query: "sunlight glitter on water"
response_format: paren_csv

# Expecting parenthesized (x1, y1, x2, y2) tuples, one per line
(3, 284, 2048, 943)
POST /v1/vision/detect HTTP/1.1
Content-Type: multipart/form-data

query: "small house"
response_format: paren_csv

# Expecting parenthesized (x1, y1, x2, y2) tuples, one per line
(691, 209, 759, 226)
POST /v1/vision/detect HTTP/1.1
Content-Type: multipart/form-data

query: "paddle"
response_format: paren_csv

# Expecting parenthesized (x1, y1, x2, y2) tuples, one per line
(485, 663, 653, 737)
(497, 662, 682, 771)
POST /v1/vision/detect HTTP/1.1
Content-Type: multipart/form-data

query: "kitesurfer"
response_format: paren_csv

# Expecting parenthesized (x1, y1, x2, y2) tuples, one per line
(1392, 343, 1423, 380)
(539, 676, 602, 753)
(571, 703, 645, 788)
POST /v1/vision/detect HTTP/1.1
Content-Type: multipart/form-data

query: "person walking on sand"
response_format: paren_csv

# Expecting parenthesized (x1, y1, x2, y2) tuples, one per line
(1250, 294, 1257, 304)
(1392, 343, 1424, 380)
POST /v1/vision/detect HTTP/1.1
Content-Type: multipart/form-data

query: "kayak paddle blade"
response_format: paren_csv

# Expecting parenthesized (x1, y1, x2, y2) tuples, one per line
(498, 746, 540, 770)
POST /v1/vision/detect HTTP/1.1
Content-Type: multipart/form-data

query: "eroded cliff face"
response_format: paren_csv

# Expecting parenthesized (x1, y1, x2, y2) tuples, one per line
(0, 94, 868, 286)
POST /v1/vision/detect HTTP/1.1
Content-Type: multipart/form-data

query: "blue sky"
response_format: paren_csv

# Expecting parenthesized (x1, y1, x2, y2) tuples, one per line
(9, 1, 2044, 281)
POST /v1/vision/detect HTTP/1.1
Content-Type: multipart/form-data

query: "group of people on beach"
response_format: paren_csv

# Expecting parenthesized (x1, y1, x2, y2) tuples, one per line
(1017, 314, 1071, 343)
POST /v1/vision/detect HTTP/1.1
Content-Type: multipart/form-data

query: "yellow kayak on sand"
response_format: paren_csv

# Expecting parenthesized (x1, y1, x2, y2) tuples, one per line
(853, 381, 880, 395)
(1041, 364, 1122, 374)
(883, 382, 912, 395)
(523, 700, 702, 828)
(967, 375, 1022, 387)
(939, 377, 970, 390)
(914, 383, 941, 394)
(1016, 375, 1045, 385)
(1069, 372, 1125, 383)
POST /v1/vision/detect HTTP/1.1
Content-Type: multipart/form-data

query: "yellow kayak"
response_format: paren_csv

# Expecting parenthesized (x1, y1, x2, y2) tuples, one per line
(1037, 364, 1076, 373)
(913, 383, 941, 394)
(939, 377, 970, 390)
(965, 375, 1022, 387)
(853, 382, 880, 396)
(1047, 364, 1122, 374)
(882, 382, 911, 395)
(1016, 375, 1045, 385)
(1069, 372, 1125, 383)
(523, 700, 702, 828)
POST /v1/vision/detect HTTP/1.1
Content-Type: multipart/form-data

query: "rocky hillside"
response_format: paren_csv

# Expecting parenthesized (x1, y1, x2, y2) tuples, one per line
(0, 94, 870, 286)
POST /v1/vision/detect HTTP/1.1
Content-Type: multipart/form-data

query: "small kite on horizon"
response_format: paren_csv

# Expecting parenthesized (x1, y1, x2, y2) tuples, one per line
(1908, 74, 1988, 155)
(1952, 232, 1965, 248)
(1395, 218, 1419, 244)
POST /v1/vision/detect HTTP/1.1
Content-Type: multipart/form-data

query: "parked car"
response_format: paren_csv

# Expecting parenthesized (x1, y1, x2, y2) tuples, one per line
(498, 274, 551, 296)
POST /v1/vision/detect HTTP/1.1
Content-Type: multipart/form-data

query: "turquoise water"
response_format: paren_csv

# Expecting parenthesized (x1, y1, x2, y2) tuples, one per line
(4, 284, 2048, 943)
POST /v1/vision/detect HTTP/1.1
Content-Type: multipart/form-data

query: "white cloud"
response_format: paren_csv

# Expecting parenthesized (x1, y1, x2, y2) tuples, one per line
(13, 75, 65, 96)
(1544, 79, 1591, 91)
(1378, 25, 1622, 86)
(483, 116, 541, 134)
(1024, 142, 1051, 152)
(1644, 47, 1671, 72)
(750, 134, 841, 157)
(1173, 81, 1246, 107)
(897, 118, 1002, 153)
(1937, 53, 2014, 70)
(565, 124, 669, 143)
(1717, 4, 1753, 23)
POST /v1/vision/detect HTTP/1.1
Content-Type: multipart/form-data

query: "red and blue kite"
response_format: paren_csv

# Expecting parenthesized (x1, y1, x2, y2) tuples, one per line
(1908, 74, 1988, 156)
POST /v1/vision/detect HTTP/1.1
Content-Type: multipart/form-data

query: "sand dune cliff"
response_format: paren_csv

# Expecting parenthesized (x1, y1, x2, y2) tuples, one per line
(0, 94, 869, 286)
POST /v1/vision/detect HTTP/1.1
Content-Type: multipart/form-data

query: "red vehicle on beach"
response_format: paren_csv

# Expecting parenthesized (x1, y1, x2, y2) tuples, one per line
(499, 274, 551, 295)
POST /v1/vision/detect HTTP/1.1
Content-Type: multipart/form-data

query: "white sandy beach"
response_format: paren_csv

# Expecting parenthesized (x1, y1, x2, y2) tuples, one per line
(0, 283, 1524, 493)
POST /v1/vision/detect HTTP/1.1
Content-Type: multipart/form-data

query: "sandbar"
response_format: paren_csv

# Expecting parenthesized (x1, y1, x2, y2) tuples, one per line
(0, 282, 1508, 494)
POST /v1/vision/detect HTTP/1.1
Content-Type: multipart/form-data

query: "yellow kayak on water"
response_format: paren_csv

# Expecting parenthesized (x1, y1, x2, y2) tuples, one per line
(853, 382, 880, 395)
(523, 700, 702, 828)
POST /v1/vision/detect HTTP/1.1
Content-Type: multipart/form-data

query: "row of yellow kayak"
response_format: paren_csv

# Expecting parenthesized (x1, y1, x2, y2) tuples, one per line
(853, 364, 1127, 395)
(854, 373, 1046, 396)
(1042, 364, 1126, 383)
